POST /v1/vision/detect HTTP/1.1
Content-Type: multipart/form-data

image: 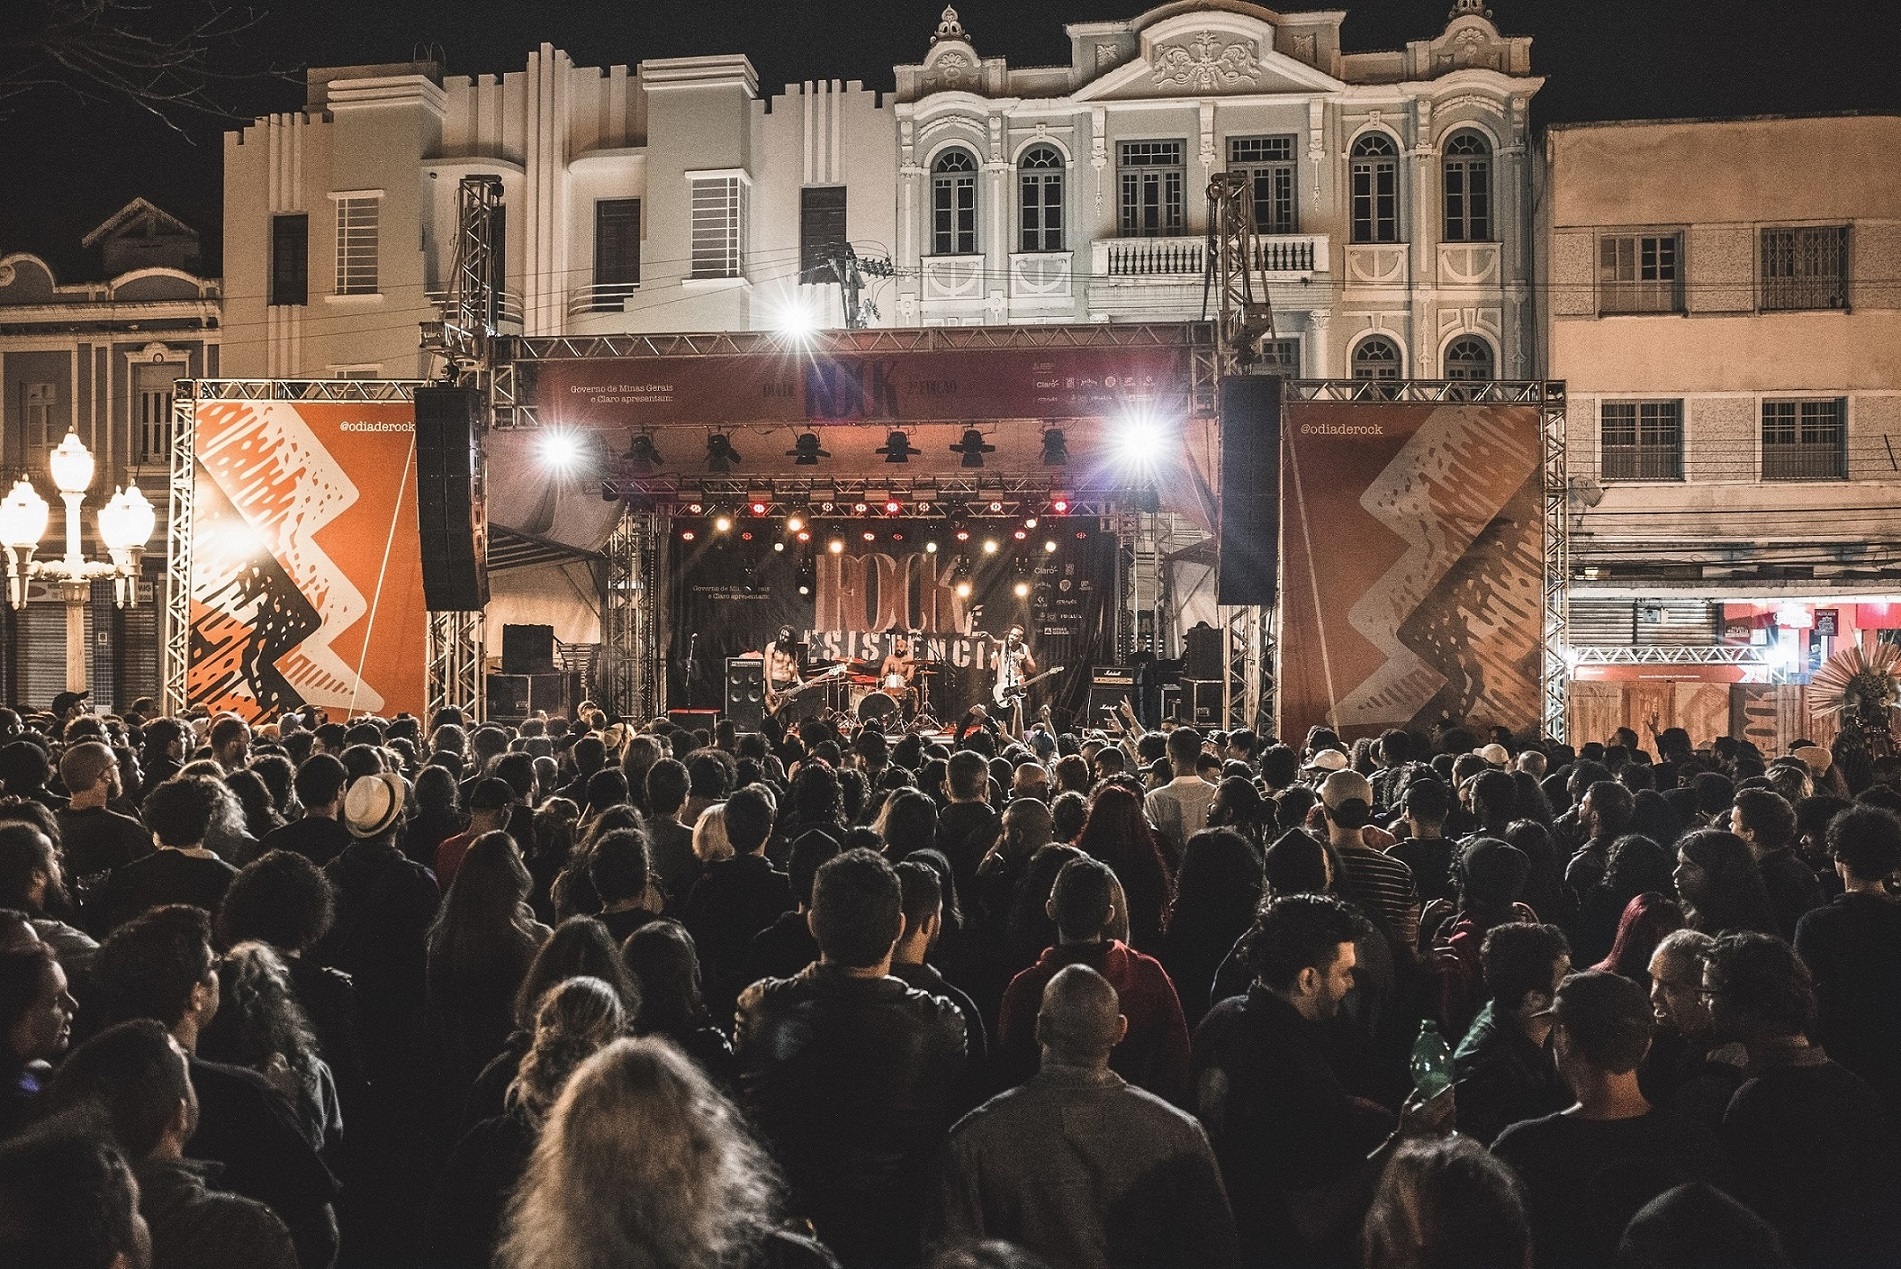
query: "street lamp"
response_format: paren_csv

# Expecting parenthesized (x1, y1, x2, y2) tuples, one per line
(0, 431, 157, 692)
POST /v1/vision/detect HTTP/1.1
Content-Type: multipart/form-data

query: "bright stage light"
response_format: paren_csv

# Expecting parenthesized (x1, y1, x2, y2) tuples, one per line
(786, 516, 805, 533)
(1044, 540, 1058, 553)
(538, 429, 585, 471)
(884, 499, 902, 515)
(771, 294, 822, 342)
(750, 500, 769, 516)
(828, 539, 845, 554)
(1013, 581, 1031, 598)
(773, 542, 785, 552)
(853, 501, 869, 514)
(713, 514, 733, 534)
(681, 529, 696, 541)
(982, 539, 999, 555)
(797, 530, 811, 543)
(862, 531, 876, 542)
(1050, 496, 1070, 514)
(1024, 517, 1038, 529)
(955, 580, 973, 599)
(1013, 529, 1028, 541)
(924, 541, 939, 554)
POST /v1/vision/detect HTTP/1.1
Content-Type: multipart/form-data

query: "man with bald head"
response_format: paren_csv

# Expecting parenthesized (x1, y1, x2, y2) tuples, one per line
(934, 964, 1238, 1269)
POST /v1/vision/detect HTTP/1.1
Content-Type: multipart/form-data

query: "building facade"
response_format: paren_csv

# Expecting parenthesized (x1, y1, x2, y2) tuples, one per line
(1541, 113, 1901, 701)
(0, 200, 219, 711)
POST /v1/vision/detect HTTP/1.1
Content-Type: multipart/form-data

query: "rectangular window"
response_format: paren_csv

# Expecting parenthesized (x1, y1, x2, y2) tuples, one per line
(1257, 338, 1302, 375)
(1019, 167, 1064, 252)
(269, 213, 307, 306)
(1350, 155, 1398, 243)
(1760, 226, 1849, 311)
(1599, 232, 1681, 314)
(487, 203, 508, 325)
(1762, 399, 1846, 480)
(21, 382, 57, 457)
(593, 198, 641, 311)
(800, 187, 849, 283)
(932, 159, 978, 255)
(1228, 136, 1297, 235)
(1118, 140, 1185, 238)
(690, 176, 747, 280)
(132, 364, 174, 464)
(333, 196, 379, 295)
(1600, 400, 1683, 481)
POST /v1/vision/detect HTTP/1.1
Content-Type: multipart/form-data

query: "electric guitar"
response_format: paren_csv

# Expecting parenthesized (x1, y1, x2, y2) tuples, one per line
(766, 663, 846, 715)
(994, 664, 1065, 708)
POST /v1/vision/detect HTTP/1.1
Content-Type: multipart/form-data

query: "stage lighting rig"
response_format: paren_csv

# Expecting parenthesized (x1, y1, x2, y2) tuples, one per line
(950, 428, 996, 469)
(1040, 427, 1069, 466)
(627, 432, 663, 473)
(705, 433, 742, 473)
(877, 430, 921, 463)
(787, 432, 830, 466)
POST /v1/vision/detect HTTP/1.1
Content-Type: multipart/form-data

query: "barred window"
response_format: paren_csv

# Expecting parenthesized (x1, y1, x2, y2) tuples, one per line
(1119, 140, 1185, 238)
(1229, 135, 1297, 235)
(1600, 400, 1683, 481)
(1018, 145, 1064, 252)
(932, 149, 978, 256)
(1599, 233, 1681, 314)
(1760, 226, 1849, 311)
(133, 363, 174, 463)
(800, 187, 849, 282)
(1257, 337, 1302, 375)
(269, 213, 307, 306)
(1442, 131, 1491, 242)
(690, 176, 747, 279)
(334, 195, 379, 295)
(1350, 133, 1399, 244)
(1762, 399, 1845, 480)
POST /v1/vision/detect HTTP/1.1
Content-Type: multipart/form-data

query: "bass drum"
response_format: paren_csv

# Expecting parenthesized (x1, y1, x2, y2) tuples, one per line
(855, 688, 900, 728)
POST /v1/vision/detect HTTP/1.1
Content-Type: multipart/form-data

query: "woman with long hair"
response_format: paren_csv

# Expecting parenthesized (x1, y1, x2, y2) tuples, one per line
(1159, 828, 1265, 1027)
(408, 765, 465, 868)
(496, 1036, 802, 1269)
(1208, 776, 1274, 857)
(1075, 784, 1174, 950)
(527, 797, 581, 923)
(226, 768, 286, 840)
(1674, 829, 1777, 936)
(1591, 891, 1685, 987)
(551, 804, 645, 919)
(873, 788, 938, 860)
(1575, 834, 1676, 966)
(198, 940, 343, 1157)
(426, 976, 627, 1269)
(427, 832, 550, 1090)
(1502, 819, 1576, 933)
(621, 919, 736, 1089)
(691, 803, 734, 865)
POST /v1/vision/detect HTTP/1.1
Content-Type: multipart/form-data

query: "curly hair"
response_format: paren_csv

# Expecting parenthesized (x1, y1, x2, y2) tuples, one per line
(198, 941, 324, 1090)
(507, 976, 627, 1126)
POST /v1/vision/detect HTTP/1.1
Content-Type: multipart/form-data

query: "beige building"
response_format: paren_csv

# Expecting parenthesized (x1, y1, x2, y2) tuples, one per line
(1541, 113, 1901, 690)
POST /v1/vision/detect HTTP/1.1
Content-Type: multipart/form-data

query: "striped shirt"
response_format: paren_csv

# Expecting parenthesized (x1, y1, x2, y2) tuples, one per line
(1335, 842, 1421, 953)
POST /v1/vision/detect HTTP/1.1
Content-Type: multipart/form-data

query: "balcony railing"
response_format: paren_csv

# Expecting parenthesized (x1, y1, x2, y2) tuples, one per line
(1092, 234, 1328, 279)
(568, 283, 639, 316)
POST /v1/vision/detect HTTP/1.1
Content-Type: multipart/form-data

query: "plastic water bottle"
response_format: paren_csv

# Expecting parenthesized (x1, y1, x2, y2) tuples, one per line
(1410, 1020, 1453, 1100)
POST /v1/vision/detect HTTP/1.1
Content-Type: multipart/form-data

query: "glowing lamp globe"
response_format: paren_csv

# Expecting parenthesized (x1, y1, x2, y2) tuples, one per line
(0, 479, 49, 549)
(99, 485, 157, 552)
(49, 432, 95, 495)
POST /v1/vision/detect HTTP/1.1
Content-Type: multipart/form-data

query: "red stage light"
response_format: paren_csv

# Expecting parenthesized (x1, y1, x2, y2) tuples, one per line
(796, 530, 811, 542)
(1075, 531, 1087, 539)
(1051, 499, 1069, 514)
(1013, 529, 1028, 541)
(955, 528, 970, 542)
(892, 531, 905, 541)
(750, 501, 768, 516)
(884, 499, 901, 515)
(861, 531, 876, 542)
(681, 530, 696, 541)
(740, 531, 754, 541)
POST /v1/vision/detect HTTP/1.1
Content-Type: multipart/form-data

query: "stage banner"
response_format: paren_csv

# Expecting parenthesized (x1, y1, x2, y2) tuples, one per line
(1277, 398, 1543, 743)
(668, 520, 1115, 725)
(187, 399, 427, 720)
(530, 344, 1188, 427)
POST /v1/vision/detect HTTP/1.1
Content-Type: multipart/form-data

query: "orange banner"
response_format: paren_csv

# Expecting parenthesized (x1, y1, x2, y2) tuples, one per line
(187, 399, 426, 720)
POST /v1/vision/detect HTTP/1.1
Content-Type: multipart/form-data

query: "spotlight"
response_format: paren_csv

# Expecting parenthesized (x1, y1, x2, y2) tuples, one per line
(1049, 493, 1071, 514)
(774, 297, 820, 342)
(988, 500, 1004, 513)
(853, 501, 869, 514)
(787, 432, 830, 466)
(796, 530, 811, 543)
(538, 429, 585, 471)
(1040, 427, 1069, 466)
(748, 495, 771, 516)
(950, 428, 996, 469)
(713, 513, 734, 534)
(955, 579, 973, 598)
(686, 502, 704, 515)
(705, 433, 742, 473)
(627, 432, 663, 473)
(861, 531, 876, 542)
(773, 541, 785, 552)
(925, 541, 939, 554)
(982, 539, 999, 555)
(1013, 528, 1028, 541)
(1013, 580, 1031, 598)
(1024, 517, 1038, 530)
(828, 538, 845, 554)
(877, 430, 921, 463)
(740, 531, 754, 541)
(681, 529, 696, 541)
(1044, 540, 1058, 553)
(884, 499, 902, 515)
(786, 516, 805, 534)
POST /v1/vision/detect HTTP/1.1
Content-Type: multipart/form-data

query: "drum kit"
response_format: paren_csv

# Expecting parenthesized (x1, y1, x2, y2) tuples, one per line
(792, 639, 945, 731)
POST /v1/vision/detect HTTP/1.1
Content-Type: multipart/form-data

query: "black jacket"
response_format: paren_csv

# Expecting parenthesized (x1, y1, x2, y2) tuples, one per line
(735, 963, 966, 1267)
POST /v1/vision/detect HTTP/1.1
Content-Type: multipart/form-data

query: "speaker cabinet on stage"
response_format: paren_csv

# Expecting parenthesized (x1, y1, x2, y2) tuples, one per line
(1217, 375, 1281, 606)
(668, 709, 720, 733)
(487, 674, 529, 721)
(724, 658, 765, 730)
(1086, 683, 1127, 726)
(501, 623, 556, 675)
(414, 385, 489, 611)
(1184, 679, 1223, 726)
(1184, 625, 1225, 682)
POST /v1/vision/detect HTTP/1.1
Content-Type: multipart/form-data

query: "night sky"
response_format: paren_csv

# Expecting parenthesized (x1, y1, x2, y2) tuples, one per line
(3, 0, 1896, 278)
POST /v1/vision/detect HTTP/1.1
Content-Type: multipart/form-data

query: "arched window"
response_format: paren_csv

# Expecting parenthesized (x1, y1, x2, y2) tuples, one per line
(1018, 145, 1064, 252)
(1349, 133, 1399, 244)
(1442, 131, 1492, 242)
(1352, 334, 1403, 380)
(1444, 335, 1495, 381)
(932, 149, 978, 256)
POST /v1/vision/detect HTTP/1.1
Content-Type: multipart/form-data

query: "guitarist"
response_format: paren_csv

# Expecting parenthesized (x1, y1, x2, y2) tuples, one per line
(763, 625, 803, 714)
(993, 624, 1038, 736)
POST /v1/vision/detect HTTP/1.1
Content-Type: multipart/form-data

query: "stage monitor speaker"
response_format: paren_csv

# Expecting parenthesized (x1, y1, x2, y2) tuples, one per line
(1184, 625, 1225, 682)
(668, 709, 720, 734)
(502, 623, 556, 676)
(486, 673, 529, 721)
(1185, 678, 1223, 726)
(414, 384, 489, 611)
(1217, 375, 1281, 606)
(724, 658, 765, 731)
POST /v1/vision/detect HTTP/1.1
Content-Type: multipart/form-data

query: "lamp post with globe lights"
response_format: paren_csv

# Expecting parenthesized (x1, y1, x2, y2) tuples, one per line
(0, 431, 157, 693)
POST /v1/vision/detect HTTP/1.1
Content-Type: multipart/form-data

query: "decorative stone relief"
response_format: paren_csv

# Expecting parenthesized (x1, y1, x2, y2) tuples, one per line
(1290, 32, 1316, 62)
(931, 6, 968, 45)
(1151, 32, 1263, 92)
(1095, 43, 1119, 71)
(932, 52, 972, 90)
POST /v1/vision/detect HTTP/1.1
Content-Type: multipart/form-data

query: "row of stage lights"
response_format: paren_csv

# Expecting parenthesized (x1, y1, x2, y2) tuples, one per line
(609, 427, 1070, 474)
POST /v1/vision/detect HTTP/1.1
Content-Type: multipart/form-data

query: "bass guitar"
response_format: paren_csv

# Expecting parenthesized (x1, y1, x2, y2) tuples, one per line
(765, 663, 846, 715)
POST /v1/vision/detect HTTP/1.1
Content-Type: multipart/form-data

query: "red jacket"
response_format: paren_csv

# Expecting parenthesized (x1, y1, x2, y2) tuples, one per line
(996, 939, 1192, 1106)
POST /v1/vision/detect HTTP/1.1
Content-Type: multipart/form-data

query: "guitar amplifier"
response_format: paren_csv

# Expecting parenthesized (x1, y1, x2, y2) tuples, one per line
(724, 658, 765, 730)
(1091, 666, 1134, 687)
(1183, 679, 1223, 726)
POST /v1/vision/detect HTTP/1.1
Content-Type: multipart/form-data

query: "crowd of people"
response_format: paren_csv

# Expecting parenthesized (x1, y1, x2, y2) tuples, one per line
(0, 696, 1896, 1269)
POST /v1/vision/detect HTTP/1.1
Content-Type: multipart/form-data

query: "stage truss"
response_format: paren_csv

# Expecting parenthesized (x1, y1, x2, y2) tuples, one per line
(1280, 378, 1570, 742)
(602, 507, 666, 722)
(162, 378, 489, 722)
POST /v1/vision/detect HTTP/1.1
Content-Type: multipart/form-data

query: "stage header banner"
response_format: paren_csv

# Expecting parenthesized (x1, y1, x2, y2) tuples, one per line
(187, 399, 428, 721)
(529, 344, 1190, 427)
(1277, 398, 1544, 744)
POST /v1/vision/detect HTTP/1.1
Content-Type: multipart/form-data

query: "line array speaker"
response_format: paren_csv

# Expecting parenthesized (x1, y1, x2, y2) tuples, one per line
(413, 384, 489, 611)
(1216, 375, 1282, 607)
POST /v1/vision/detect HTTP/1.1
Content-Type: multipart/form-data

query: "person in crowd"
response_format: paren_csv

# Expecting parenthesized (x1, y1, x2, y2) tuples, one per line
(425, 977, 626, 1269)
(0, 822, 98, 966)
(141, 717, 189, 793)
(1361, 1136, 1531, 1269)
(56, 741, 151, 881)
(1566, 781, 1636, 896)
(0, 741, 65, 812)
(935, 751, 1001, 901)
(741, 829, 839, 987)
(683, 785, 793, 1021)
(1637, 928, 1744, 1129)
(1794, 802, 1901, 1113)
(196, 941, 343, 1158)
(1491, 970, 1730, 1269)
(37, 1018, 298, 1269)
(1318, 770, 1420, 957)
(0, 941, 75, 1135)
(1424, 837, 1536, 1037)
(585, 828, 663, 946)
(1729, 789, 1824, 940)
(427, 832, 549, 1091)
(91, 904, 339, 1269)
(1451, 922, 1571, 1146)
(622, 919, 736, 1089)
(1387, 777, 1456, 906)
(1617, 1182, 1792, 1269)
(0, 1130, 152, 1269)
(1074, 785, 1173, 952)
(227, 769, 285, 842)
(1673, 830, 1776, 937)
(996, 856, 1189, 1103)
(935, 964, 1237, 1269)
(1159, 828, 1264, 1028)
(642, 758, 703, 910)
(98, 776, 238, 932)
(432, 778, 515, 894)
(891, 860, 988, 1085)
(405, 766, 465, 869)
(1704, 931, 1901, 1267)
(1145, 728, 1215, 867)
(256, 755, 353, 868)
(1574, 835, 1674, 966)
(734, 849, 966, 1266)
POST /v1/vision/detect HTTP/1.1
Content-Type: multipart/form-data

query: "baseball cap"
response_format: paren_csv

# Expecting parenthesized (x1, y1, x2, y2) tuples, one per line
(1477, 742, 1511, 767)
(1303, 748, 1349, 773)
(344, 771, 407, 839)
(1534, 969, 1653, 1073)
(1320, 769, 1373, 811)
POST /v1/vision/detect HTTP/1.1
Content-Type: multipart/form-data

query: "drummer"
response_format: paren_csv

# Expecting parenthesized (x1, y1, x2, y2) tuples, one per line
(878, 633, 918, 696)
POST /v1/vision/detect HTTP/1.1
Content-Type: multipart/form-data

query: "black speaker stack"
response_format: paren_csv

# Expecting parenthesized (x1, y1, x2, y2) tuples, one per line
(1217, 375, 1282, 607)
(724, 658, 765, 730)
(413, 385, 489, 611)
